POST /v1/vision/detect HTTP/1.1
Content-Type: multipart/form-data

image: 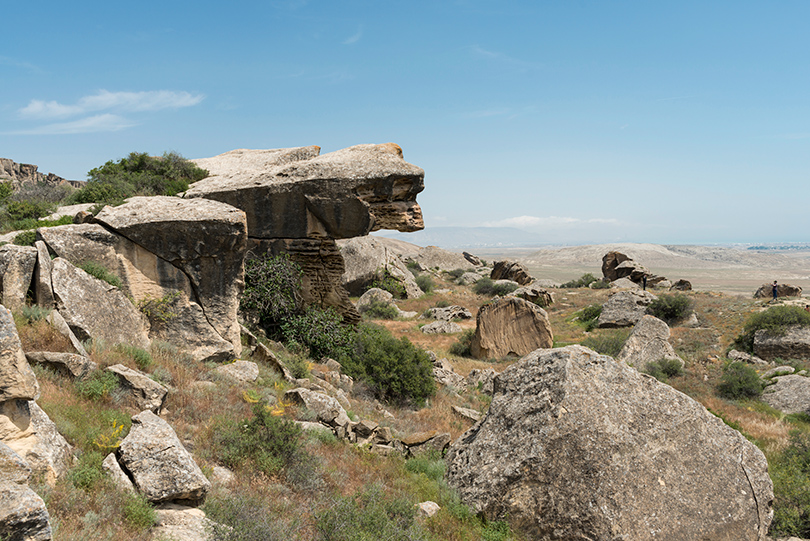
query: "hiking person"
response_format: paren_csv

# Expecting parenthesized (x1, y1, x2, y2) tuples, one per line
(772, 281, 778, 302)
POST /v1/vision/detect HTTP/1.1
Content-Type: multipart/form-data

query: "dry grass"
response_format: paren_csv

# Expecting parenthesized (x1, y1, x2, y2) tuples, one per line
(16, 317, 74, 353)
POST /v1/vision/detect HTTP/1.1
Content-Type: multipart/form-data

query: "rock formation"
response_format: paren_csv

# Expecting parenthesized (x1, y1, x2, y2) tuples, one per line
(470, 297, 553, 359)
(507, 283, 553, 307)
(489, 260, 533, 286)
(445, 345, 773, 540)
(597, 290, 657, 328)
(616, 315, 683, 368)
(0, 442, 52, 541)
(754, 283, 803, 299)
(762, 375, 810, 415)
(337, 236, 422, 298)
(0, 158, 68, 189)
(188, 144, 425, 322)
(754, 325, 810, 361)
(601, 251, 668, 286)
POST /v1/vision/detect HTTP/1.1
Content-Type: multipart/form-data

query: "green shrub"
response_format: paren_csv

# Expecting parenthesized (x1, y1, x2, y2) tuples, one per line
(342, 324, 435, 406)
(315, 485, 428, 541)
(449, 328, 475, 357)
(580, 329, 630, 357)
(473, 277, 518, 297)
(590, 279, 611, 289)
(370, 268, 406, 299)
(116, 344, 153, 371)
(644, 358, 684, 382)
(79, 261, 123, 288)
(769, 430, 810, 537)
(69, 450, 106, 490)
(576, 304, 602, 331)
(75, 371, 119, 401)
(362, 300, 400, 320)
(213, 402, 303, 477)
(5, 199, 56, 221)
(733, 305, 810, 353)
(445, 268, 467, 280)
(0, 182, 13, 202)
(122, 492, 156, 530)
(405, 453, 445, 483)
(241, 253, 303, 333)
(19, 304, 52, 323)
(204, 492, 304, 540)
(12, 230, 36, 246)
(646, 294, 692, 323)
(282, 307, 355, 361)
(71, 151, 208, 206)
(717, 361, 763, 399)
(561, 273, 598, 288)
(406, 260, 422, 274)
(415, 273, 434, 293)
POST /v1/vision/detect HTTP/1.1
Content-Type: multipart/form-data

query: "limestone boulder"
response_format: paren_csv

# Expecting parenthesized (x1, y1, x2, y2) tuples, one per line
(51, 258, 150, 349)
(337, 236, 421, 297)
(462, 252, 483, 266)
(284, 388, 350, 428)
(762, 375, 810, 414)
(754, 283, 803, 299)
(466, 368, 497, 394)
(106, 365, 169, 414)
(188, 144, 424, 238)
(102, 452, 135, 493)
(94, 196, 247, 354)
(490, 260, 533, 286)
(356, 288, 394, 312)
(432, 358, 465, 389)
(445, 345, 774, 541)
(33, 241, 54, 309)
(470, 297, 553, 359)
(214, 361, 259, 383)
(0, 245, 37, 311)
(728, 349, 768, 365)
(251, 342, 294, 383)
(670, 279, 692, 291)
(609, 277, 639, 289)
(0, 306, 38, 402)
(422, 305, 472, 321)
(402, 431, 451, 458)
(45, 310, 88, 357)
(597, 290, 658, 328)
(616, 315, 683, 369)
(0, 444, 52, 541)
(117, 410, 211, 503)
(415, 246, 474, 272)
(421, 320, 462, 334)
(25, 352, 96, 380)
(457, 272, 482, 286)
(507, 284, 553, 307)
(754, 325, 810, 361)
(150, 503, 213, 541)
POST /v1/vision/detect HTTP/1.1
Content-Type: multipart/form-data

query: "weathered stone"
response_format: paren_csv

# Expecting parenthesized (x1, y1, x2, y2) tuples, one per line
(214, 361, 259, 383)
(465, 368, 497, 394)
(102, 452, 135, 493)
(402, 431, 451, 458)
(150, 503, 213, 541)
(462, 252, 482, 266)
(416, 501, 441, 518)
(356, 288, 394, 312)
(106, 364, 169, 414)
(118, 410, 211, 503)
(609, 277, 639, 289)
(0, 441, 31, 485)
(728, 349, 768, 365)
(616, 315, 683, 369)
(445, 345, 773, 541)
(284, 388, 350, 428)
(0, 482, 52, 541)
(754, 283, 803, 299)
(422, 305, 472, 321)
(470, 297, 553, 359)
(251, 342, 294, 383)
(51, 257, 151, 349)
(433, 358, 465, 388)
(0, 245, 37, 311)
(45, 310, 88, 357)
(507, 284, 554, 307)
(490, 260, 533, 286)
(33, 241, 54, 309)
(421, 320, 462, 334)
(597, 289, 658, 328)
(763, 366, 795, 378)
(415, 246, 474, 272)
(670, 279, 692, 291)
(0, 306, 38, 401)
(452, 406, 482, 423)
(94, 196, 247, 354)
(457, 272, 482, 286)
(762, 375, 810, 415)
(338, 236, 422, 297)
(25, 352, 96, 380)
(295, 421, 334, 437)
(754, 325, 810, 361)
(354, 419, 379, 439)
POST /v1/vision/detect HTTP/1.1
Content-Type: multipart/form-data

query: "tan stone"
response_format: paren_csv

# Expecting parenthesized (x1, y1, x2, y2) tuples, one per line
(470, 297, 553, 359)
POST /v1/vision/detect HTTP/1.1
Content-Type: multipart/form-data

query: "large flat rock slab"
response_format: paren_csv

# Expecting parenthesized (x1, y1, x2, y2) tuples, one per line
(0, 306, 39, 402)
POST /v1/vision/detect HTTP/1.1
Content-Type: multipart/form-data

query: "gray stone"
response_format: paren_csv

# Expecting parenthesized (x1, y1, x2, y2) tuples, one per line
(0, 441, 31, 485)
(25, 352, 96, 380)
(433, 358, 465, 389)
(150, 503, 213, 541)
(763, 366, 796, 378)
(33, 241, 54, 309)
(102, 452, 135, 493)
(728, 349, 768, 365)
(754, 325, 810, 361)
(415, 246, 474, 272)
(416, 501, 441, 518)
(617, 315, 683, 369)
(284, 388, 350, 428)
(0, 306, 38, 402)
(106, 364, 169, 414)
(457, 272, 482, 286)
(338, 236, 422, 297)
(670, 279, 692, 291)
(421, 320, 462, 334)
(762, 375, 810, 415)
(465, 368, 497, 395)
(445, 345, 773, 541)
(45, 310, 88, 357)
(754, 283, 802, 299)
(597, 289, 658, 328)
(0, 245, 37, 311)
(422, 305, 472, 321)
(118, 410, 211, 503)
(251, 342, 294, 383)
(609, 277, 639, 289)
(0, 482, 52, 541)
(356, 288, 394, 312)
(452, 406, 482, 423)
(214, 361, 259, 383)
(490, 260, 533, 286)
(470, 297, 553, 359)
(507, 284, 554, 307)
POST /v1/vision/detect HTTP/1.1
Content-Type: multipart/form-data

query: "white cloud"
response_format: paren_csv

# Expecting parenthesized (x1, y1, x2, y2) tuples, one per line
(343, 27, 363, 45)
(12, 114, 136, 135)
(20, 90, 204, 119)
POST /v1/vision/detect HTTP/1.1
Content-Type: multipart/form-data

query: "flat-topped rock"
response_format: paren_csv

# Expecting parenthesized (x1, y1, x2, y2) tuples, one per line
(0, 306, 38, 402)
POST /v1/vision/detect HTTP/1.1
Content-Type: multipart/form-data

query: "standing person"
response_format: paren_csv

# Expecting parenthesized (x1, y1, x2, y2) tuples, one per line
(642, 275, 647, 290)
(772, 280, 778, 302)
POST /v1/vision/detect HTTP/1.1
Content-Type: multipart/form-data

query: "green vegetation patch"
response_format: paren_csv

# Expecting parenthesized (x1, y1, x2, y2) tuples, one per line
(733, 305, 810, 353)
(561, 273, 598, 288)
(646, 293, 693, 324)
(716, 361, 763, 400)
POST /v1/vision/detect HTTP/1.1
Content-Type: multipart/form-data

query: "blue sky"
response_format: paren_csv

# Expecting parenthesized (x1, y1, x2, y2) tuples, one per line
(2, 1, 808, 245)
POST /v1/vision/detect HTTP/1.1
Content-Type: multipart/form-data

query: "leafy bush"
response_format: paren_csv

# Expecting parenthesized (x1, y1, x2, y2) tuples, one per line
(213, 402, 303, 477)
(12, 230, 36, 246)
(590, 279, 611, 289)
(473, 277, 518, 297)
(580, 329, 630, 357)
(445, 268, 467, 280)
(282, 307, 355, 361)
(79, 261, 123, 288)
(716, 361, 763, 399)
(449, 328, 475, 357)
(770, 431, 810, 537)
(561, 273, 598, 288)
(644, 358, 684, 382)
(733, 305, 810, 353)
(122, 492, 156, 530)
(241, 253, 303, 333)
(75, 370, 119, 401)
(342, 324, 435, 406)
(71, 151, 208, 206)
(204, 493, 304, 540)
(415, 273, 434, 293)
(370, 268, 406, 299)
(646, 294, 692, 323)
(5, 199, 56, 221)
(362, 300, 400, 320)
(69, 450, 106, 490)
(576, 304, 603, 331)
(137, 291, 181, 323)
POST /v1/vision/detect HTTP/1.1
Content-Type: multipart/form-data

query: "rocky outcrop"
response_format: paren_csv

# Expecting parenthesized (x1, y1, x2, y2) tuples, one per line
(421, 320, 462, 334)
(754, 325, 810, 361)
(338, 236, 421, 298)
(214, 361, 259, 383)
(755, 283, 803, 298)
(601, 251, 667, 286)
(0, 306, 39, 402)
(106, 365, 169, 414)
(470, 297, 553, 359)
(0, 442, 52, 541)
(284, 388, 351, 430)
(432, 357, 465, 388)
(670, 279, 692, 291)
(445, 345, 773, 541)
(25, 352, 96, 380)
(422, 305, 472, 321)
(616, 315, 682, 368)
(728, 349, 768, 365)
(465, 368, 496, 394)
(0, 245, 37, 311)
(0, 158, 67, 189)
(507, 283, 553, 307)
(597, 290, 657, 328)
(762, 375, 810, 415)
(414, 246, 474, 272)
(490, 260, 533, 286)
(117, 410, 211, 504)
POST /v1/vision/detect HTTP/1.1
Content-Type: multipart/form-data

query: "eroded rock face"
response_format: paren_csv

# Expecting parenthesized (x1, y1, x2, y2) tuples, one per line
(470, 297, 553, 359)
(118, 411, 211, 504)
(762, 375, 810, 414)
(0, 306, 38, 402)
(754, 325, 810, 361)
(0, 439, 53, 540)
(0, 245, 37, 311)
(754, 283, 803, 299)
(616, 315, 682, 369)
(507, 284, 553, 308)
(284, 388, 350, 429)
(106, 365, 169, 414)
(338, 236, 421, 297)
(415, 246, 473, 272)
(490, 261, 533, 286)
(25, 352, 96, 380)
(597, 290, 658, 328)
(445, 345, 774, 541)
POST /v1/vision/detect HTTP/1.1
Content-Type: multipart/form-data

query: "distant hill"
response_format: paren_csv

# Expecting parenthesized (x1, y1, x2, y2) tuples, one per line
(373, 226, 547, 249)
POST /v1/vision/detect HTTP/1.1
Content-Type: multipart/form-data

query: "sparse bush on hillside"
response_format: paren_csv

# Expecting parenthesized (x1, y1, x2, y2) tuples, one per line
(575, 304, 602, 331)
(241, 253, 304, 334)
(733, 305, 810, 353)
(561, 273, 598, 288)
(445, 268, 467, 280)
(473, 277, 518, 297)
(717, 361, 763, 400)
(79, 261, 123, 288)
(342, 323, 435, 406)
(204, 492, 304, 540)
(770, 430, 810, 537)
(646, 294, 692, 323)
(449, 328, 475, 357)
(590, 279, 611, 289)
(370, 268, 406, 299)
(70, 151, 208, 206)
(580, 329, 630, 358)
(75, 370, 120, 401)
(12, 230, 37, 246)
(415, 273, 434, 293)
(362, 300, 400, 320)
(282, 307, 355, 361)
(643, 358, 684, 382)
